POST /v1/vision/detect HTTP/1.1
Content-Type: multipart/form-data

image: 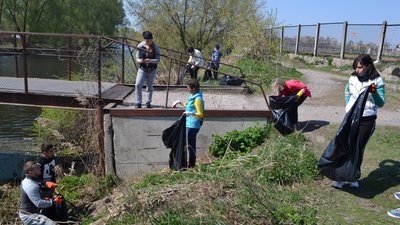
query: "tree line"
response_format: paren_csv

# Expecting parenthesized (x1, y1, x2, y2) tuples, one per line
(0, 0, 125, 35)
(0, 0, 277, 59)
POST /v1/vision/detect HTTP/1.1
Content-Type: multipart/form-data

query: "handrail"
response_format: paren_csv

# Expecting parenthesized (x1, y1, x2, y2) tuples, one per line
(111, 36, 247, 79)
(0, 31, 271, 110)
(101, 36, 271, 110)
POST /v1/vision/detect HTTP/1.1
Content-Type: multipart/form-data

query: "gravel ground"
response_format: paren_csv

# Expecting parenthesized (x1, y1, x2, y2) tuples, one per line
(121, 67, 399, 127)
(297, 68, 400, 127)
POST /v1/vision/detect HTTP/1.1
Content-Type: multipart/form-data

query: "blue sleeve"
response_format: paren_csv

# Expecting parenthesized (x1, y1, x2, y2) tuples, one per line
(372, 80, 385, 107)
(344, 82, 350, 105)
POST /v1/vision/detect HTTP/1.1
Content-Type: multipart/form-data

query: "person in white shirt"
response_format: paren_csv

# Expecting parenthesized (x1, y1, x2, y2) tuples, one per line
(187, 47, 204, 79)
(331, 54, 385, 190)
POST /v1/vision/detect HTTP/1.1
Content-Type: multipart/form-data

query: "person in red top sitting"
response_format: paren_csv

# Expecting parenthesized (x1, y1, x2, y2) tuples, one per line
(271, 78, 312, 125)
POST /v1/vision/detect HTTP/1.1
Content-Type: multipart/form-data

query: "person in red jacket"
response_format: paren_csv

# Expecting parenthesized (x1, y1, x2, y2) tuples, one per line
(271, 78, 312, 124)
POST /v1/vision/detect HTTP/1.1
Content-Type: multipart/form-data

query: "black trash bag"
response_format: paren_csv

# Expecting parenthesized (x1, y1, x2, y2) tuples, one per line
(219, 75, 228, 85)
(318, 89, 369, 182)
(203, 63, 213, 82)
(42, 194, 69, 222)
(162, 116, 187, 170)
(268, 95, 298, 135)
(219, 75, 244, 86)
(226, 76, 244, 86)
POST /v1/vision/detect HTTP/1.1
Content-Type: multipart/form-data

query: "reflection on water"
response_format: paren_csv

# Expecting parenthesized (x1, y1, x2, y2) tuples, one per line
(0, 55, 79, 78)
(0, 55, 74, 153)
(0, 105, 41, 152)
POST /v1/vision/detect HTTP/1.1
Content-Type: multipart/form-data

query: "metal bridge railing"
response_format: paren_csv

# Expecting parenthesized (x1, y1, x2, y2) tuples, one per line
(0, 31, 270, 110)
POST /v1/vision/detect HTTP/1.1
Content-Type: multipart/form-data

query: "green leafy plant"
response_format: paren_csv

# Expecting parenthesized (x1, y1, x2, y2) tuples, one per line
(208, 124, 270, 157)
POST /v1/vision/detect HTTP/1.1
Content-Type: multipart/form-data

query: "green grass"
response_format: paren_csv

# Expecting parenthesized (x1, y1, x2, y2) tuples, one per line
(304, 125, 400, 225)
(102, 127, 320, 225)
(98, 125, 400, 225)
(215, 58, 304, 93)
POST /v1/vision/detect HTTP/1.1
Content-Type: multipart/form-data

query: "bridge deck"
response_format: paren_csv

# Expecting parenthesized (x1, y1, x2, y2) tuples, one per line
(0, 77, 134, 107)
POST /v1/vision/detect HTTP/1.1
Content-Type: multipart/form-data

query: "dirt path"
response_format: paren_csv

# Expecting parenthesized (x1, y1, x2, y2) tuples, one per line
(297, 68, 400, 127)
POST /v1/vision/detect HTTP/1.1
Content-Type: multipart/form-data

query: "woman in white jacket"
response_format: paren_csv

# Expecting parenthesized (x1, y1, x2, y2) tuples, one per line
(331, 54, 385, 189)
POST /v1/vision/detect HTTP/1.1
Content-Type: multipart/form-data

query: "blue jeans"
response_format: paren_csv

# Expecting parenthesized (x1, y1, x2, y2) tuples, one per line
(19, 212, 56, 225)
(187, 128, 199, 168)
(135, 68, 157, 104)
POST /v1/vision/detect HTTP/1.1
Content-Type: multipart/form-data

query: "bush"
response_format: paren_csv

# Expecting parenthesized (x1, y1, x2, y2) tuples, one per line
(208, 123, 270, 157)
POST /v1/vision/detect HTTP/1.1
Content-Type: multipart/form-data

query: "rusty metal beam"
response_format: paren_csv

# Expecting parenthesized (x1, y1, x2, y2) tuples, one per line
(0, 92, 119, 109)
(109, 108, 271, 118)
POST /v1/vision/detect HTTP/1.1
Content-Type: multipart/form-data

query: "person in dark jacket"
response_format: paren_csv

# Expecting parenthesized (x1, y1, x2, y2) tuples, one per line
(37, 143, 56, 183)
(331, 54, 385, 189)
(172, 79, 205, 168)
(135, 31, 161, 108)
(204, 44, 223, 81)
(18, 161, 62, 225)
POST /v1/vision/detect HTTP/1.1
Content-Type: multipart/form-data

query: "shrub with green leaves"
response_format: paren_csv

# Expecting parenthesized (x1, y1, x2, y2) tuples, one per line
(208, 124, 270, 157)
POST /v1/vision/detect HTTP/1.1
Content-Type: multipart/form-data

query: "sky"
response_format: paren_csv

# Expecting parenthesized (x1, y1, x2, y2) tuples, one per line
(266, 0, 400, 26)
(123, 0, 400, 45)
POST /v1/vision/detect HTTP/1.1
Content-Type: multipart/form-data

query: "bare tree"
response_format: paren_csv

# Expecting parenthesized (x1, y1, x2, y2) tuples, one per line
(126, 0, 276, 56)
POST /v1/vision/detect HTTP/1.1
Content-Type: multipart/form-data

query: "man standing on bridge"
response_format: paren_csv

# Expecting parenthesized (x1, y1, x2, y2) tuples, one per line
(135, 31, 161, 108)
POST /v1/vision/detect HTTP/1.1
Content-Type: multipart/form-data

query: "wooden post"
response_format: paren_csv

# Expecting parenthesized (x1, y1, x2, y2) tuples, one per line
(376, 21, 387, 62)
(22, 34, 28, 94)
(97, 38, 105, 175)
(121, 38, 125, 84)
(295, 24, 301, 55)
(97, 104, 105, 175)
(13, 34, 19, 78)
(313, 23, 321, 57)
(280, 26, 284, 54)
(340, 21, 348, 59)
(68, 37, 72, 80)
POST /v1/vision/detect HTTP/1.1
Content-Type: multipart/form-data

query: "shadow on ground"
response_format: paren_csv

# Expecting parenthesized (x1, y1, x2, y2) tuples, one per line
(296, 120, 330, 133)
(342, 159, 400, 199)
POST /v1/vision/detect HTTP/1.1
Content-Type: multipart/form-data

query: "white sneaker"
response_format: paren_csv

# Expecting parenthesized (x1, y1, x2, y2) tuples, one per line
(388, 208, 400, 219)
(350, 181, 359, 188)
(331, 181, 344, 189)
(394, 192, 400, 200)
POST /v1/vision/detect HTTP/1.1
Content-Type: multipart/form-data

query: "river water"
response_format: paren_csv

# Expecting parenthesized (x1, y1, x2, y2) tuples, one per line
(0, 55, 77, 152)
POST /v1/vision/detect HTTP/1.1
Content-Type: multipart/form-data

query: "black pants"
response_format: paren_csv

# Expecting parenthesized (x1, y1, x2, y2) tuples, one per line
(356, 116, 376, 171)
(203, 64, 219, 81)
(188, 66, 199, 79)
(187, 128, 199, 168)
(288, 95, 307, 125)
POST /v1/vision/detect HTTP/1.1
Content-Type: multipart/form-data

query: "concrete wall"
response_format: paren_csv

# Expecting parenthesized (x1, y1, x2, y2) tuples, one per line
(0, 152, 36, 183)
(104, 111, 269, 179)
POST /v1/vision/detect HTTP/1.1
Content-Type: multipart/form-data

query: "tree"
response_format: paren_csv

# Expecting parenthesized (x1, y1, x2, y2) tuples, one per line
(126, 0, 276, 58)
(0, 0, 125, 35)
(1, 0, 49, 32)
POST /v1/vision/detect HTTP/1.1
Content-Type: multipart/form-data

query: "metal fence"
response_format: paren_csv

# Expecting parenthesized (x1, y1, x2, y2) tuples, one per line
(268, 21, 400, 62)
